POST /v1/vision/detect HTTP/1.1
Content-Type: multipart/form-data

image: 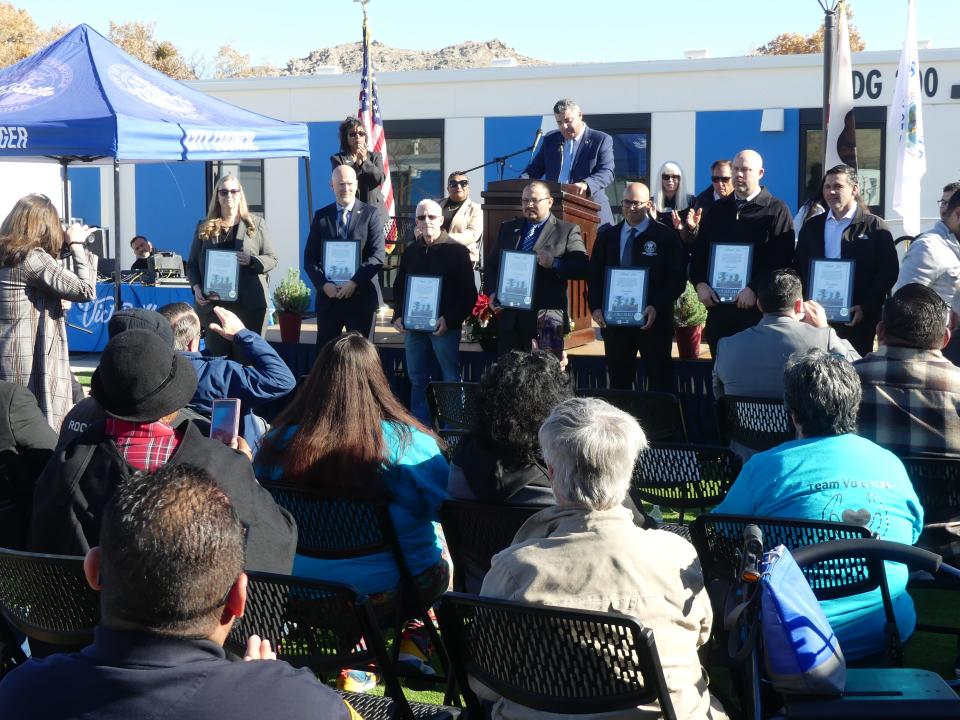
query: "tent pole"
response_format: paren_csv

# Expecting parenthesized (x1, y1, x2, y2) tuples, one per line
(113, 159, 121, 305)
(304, 155, 314, 220)
(60, 159, 70, 221)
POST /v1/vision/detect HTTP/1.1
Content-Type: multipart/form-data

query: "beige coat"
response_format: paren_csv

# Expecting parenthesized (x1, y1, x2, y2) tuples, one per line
(479, 504, 727, 720)
(443, 197, 483, 263)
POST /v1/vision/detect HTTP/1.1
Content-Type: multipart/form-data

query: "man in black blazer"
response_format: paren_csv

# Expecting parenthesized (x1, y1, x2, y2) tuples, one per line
(795, 164, 898, 356)
(304, 165, 386, 347)
(588, 182, 686, 391)
(485, 181, 589, 353)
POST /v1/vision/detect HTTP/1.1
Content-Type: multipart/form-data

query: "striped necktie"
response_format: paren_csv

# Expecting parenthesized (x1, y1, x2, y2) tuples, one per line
(338, 207, 349, 239)
(521, 223, 538, 252)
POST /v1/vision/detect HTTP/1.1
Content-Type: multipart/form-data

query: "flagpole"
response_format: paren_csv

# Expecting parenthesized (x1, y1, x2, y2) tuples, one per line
(819, 0, 837, 166)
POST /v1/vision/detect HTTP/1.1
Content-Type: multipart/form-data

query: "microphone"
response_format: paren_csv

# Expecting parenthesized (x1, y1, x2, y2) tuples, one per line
(739, 524, 764, 583)
(531, 128, 543, 155)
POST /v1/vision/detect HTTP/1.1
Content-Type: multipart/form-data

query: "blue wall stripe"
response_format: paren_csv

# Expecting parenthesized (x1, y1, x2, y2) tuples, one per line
(135, 163, 206, 260)
(68, 167, 101, 226)
(482, 116, 542, 191)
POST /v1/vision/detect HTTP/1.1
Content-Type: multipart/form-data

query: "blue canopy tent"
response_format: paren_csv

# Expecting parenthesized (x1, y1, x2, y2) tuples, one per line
(0, 23, 313, 298)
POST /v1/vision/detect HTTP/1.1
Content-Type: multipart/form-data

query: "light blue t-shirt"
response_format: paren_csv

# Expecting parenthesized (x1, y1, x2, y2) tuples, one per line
(255, 420, 449, 595)
(713, 433, 924, 660)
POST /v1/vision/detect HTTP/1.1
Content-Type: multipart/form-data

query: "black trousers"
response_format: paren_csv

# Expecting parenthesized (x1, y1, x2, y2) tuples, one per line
(601, 326, 674, 392)
(496, 309, 539, 354)
(704, 304, 762, 357)
(315, 302, 376, 348)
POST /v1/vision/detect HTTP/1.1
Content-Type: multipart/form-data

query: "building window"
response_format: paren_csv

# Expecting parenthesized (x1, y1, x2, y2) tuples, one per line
(799, 108, 885, 217)
(585, 113, 652, 225)
(207, 160, 265, 216)
(383, 119, 444, 218)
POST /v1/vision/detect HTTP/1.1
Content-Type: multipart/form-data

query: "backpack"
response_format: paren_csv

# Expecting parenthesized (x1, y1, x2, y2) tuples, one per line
(728, 544, 846, 695)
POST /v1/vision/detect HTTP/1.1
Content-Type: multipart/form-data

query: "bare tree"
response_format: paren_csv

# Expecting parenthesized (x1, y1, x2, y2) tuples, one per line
(108, 21, 195, 79)
(0, 3, 68, 68)
(752, 3, 865, 55)
(213, 44, 280, 79)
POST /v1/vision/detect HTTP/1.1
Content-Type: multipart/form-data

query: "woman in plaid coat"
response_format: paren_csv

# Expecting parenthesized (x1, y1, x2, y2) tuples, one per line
(0, 195, 97, 431)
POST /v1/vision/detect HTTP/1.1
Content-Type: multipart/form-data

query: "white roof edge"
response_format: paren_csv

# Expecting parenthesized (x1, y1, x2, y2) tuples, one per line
(188, 47, 960, 92)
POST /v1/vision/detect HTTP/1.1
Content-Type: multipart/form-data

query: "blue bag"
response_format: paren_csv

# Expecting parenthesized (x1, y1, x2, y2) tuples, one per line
(759, 545, 846, 694)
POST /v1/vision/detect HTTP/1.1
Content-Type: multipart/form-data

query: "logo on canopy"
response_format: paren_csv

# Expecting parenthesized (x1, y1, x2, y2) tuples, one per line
(0, 60, 72, 114)
(108, 64, 204, 119)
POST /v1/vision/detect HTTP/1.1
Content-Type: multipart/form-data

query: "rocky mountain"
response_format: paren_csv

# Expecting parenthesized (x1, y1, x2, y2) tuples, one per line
(283, 39, 546, 75)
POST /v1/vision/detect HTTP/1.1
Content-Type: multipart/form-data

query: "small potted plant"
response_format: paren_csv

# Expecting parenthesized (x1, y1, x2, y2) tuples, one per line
(673, 281, 707, 360)
(464, 292, 498, 352)
(273, 267, 311, 343)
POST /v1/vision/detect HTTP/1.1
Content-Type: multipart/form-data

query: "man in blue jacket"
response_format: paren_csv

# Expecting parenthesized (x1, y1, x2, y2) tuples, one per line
(522, 98, 615, 227)
(159, 302, 295, 450)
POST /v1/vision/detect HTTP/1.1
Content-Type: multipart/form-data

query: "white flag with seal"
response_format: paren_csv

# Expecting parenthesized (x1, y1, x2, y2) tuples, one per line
(824, 0, 857, 170)
(887, 0, 926, 235)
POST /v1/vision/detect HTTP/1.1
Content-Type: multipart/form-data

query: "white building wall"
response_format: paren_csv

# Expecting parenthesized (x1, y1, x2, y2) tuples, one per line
(443, 117, 485, 199)
(263, 156, 302, 295)
(650, 112, 698, 195)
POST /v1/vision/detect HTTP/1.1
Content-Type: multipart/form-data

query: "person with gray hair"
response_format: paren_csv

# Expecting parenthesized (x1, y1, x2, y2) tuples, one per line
(481, 397, 728, 720)
(521, 98, 615, 226)
(713, 347, 923, 661)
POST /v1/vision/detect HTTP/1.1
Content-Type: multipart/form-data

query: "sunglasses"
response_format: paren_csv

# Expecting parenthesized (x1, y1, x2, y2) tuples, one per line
(218, 188, 241, 197)
(448, 180, 469, 188)
(348, 131, 367, 138)
(416, 214, 441, 221)
(712, 176, 733, 183)
(662, 174, 680, 181)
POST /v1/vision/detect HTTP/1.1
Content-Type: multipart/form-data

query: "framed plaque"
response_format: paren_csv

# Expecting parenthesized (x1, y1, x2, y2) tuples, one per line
(809, 258, 855, 323)
(603, 267, 649, 326)
(203, 249, 239, 301)
(708, 243, 753, 303)
(403, 275, 442, 332)
(497, 250, 537, 310)
(322, 240, 360, 284)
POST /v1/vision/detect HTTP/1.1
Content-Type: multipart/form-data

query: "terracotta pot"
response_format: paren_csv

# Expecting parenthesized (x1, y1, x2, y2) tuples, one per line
(278, 312, 302, 344)
(674, 324, 703, 360)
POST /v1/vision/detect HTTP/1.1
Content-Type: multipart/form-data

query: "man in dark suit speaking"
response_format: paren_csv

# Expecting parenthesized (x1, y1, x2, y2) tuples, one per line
(522, 99, 615, 227)
(304, 165, 386, 347)
(486, 181, 589, 353)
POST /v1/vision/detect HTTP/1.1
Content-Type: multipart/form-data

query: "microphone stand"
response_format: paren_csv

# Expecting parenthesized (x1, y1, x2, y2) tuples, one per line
(462, 144, 535, 181)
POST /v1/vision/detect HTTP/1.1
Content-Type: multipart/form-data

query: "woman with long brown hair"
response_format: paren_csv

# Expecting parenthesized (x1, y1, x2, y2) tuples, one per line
(330, 116, 385, 209)
(185, 174, 277, 357)
(253, 332, 449, 599)
(0, 194, 97, 430)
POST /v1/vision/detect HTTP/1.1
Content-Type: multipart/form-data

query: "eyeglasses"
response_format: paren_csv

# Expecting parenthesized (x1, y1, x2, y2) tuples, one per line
(416, 214, 441, 221)
(348, 131, 367, 138)
(448, 180, 469, 188)
(522, 197, 550, 206)
(662, 174, 680, 181)
(622, 200, 647, 208)
(218, 188, 241, 197)
(938, 199, 950, 207)
(712, 176, 733, 183)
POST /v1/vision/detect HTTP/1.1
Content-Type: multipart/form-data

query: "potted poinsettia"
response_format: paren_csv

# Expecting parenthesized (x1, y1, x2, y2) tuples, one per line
(273, 267, 311, 343)
(673, 281, 707, 359)
(464, 292, 498, 352)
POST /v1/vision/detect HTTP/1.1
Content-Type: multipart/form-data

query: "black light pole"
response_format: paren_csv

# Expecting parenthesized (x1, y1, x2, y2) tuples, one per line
(819, 1, 839, 149)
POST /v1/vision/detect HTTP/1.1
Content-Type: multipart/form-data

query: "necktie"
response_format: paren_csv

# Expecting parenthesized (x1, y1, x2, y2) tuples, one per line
(621, 228, 637, 266)
(338, 208, 349, 239)
(521, 223, 538, 252)
(558, 138, 574, 184)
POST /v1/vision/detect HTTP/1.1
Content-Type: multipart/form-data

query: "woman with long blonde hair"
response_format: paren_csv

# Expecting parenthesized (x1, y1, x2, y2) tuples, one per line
(185, 174, 278, 357)
(0, 194, 97, 430)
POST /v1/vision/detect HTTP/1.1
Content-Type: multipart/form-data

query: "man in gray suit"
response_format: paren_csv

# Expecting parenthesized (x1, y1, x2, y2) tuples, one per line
(713, 268, 858, 400)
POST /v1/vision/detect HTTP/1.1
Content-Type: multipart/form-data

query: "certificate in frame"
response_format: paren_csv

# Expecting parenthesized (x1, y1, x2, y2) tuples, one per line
(809, 258, 855, 323)
(708, 243, 753, 304)
(497, 250, 537, 310)
(603, 267, 649, 326)
(322, 240, 360, 285)
(403, 275, 443, 332)
(203, 249, 239, 301)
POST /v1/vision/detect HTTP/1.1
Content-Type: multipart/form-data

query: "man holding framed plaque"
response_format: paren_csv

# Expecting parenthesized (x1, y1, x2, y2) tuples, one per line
(485, 181, 589, 353)
(588, 182, 686, 391)
(393, 199, 477, 424)
(796, 164, 898, 356)
(304, 165, 386, 347)
(691, 149, 795, 355)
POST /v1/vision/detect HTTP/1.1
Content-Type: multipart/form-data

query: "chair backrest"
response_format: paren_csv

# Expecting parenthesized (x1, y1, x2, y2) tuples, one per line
(899, 456, 960, 525)
(384, 216, 418, 247)
(717, 395, 794, 452)
(439, 500, 542, 592)
(437, 428, 470, 460)
(630, 443, 741, 513)
(0, 547, 98, 647)
(426, 382, 482, 431)
(691, 514, 877, 601)
(438, 592, 677, 720)
(576, 388, 687, 443)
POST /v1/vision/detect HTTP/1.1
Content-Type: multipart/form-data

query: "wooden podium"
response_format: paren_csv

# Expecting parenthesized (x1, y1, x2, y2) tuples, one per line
(481, 180, 600, 348)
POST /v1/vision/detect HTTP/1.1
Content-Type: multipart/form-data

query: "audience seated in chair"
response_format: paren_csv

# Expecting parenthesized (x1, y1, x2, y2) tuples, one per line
(854, 282, 960, 457)
(481, 397, 727, 720)
(713, 348, 923, 660)
(159, 302, 296, 451)
(253, 333, 450, 603)
(1, 465, 349, 720)
(30, 329, 296, 575)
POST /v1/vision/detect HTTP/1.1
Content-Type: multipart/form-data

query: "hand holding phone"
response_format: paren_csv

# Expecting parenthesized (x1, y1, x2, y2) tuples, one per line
(210, 398, 241, 445)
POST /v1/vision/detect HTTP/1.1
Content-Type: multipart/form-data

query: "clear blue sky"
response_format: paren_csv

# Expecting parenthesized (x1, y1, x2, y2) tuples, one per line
(28, 0, 956, 73)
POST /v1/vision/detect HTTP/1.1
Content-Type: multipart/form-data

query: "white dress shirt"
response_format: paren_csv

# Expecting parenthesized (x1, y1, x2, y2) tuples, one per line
(824, 205, 856, 259)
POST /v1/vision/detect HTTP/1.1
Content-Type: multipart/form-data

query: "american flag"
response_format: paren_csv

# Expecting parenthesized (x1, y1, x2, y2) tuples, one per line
(358, 15, 396, 249)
